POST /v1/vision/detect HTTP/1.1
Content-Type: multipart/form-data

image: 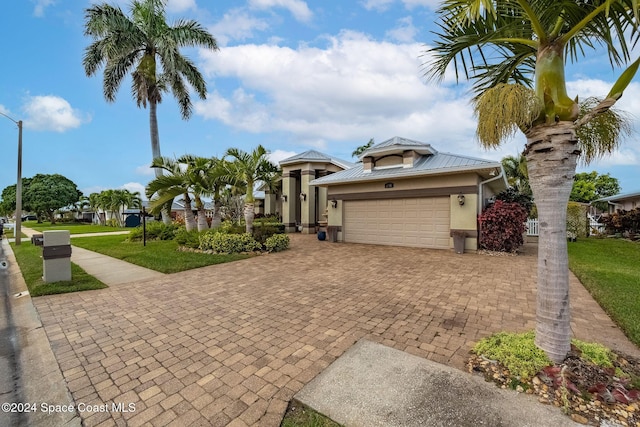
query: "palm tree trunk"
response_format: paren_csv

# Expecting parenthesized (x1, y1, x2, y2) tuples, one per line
(150, 100, 171, 226)
(183, 195, 197, 232)
(244, 202, 255, 234)
(525, 121, 580, 364)
(212, 197, 222, 229)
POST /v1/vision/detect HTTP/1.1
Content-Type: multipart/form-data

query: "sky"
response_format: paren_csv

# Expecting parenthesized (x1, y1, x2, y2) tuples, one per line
(0, 0, 639, 201)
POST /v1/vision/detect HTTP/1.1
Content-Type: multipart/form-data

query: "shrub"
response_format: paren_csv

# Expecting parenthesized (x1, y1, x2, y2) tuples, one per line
(199, 231, 261, 253)
(265, 234, 290, 252)
(566, 202, 588, 240)
(473, 331, 552, 380)
(495, 188, 534, 214)
(601, 208, 640, 235)
(217, 221, 246, 235)
(128, 221, 179, 242)
(252, 223, 280, 245)
(479, 200, 528, 252)
(174, 227, 201, 249)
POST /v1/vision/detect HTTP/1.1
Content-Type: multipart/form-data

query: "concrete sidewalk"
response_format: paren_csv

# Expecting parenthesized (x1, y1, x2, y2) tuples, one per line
(17, 226, 163, 286)
(296, 340, 580, 427)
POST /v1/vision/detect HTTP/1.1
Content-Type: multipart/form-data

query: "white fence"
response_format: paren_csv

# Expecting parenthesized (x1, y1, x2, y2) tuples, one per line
(526, 217, 605, 236)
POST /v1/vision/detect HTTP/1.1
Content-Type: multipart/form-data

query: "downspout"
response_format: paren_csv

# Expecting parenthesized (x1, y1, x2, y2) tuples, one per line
(477, 167, 507, 244)
(478, 166, 507, 213)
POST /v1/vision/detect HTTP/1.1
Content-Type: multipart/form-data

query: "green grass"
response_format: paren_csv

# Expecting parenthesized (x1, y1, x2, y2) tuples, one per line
(24, 221, 129, 234)
(10, 241, 107, 297)
(70, 234, 252, 273)
(281, 402, 342, 427)
(568, 238, 640, 347)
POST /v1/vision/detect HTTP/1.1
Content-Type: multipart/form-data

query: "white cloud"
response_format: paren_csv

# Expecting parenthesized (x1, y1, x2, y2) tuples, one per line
(268, 149, 297, 164)
(386, 16, 418, 43)
(209, 9, 269, 46)
(166, 0, 197, 13)
(361, 0, 395, 12)
(249, 0, 313, 23)
(362, 0, 439, 11)
(122, 182, 147, 198)
(32, 0, 55, 17)
(22, 95, 88, 132)
(196, 31, 473, 154)
(135, 164, 156, 176)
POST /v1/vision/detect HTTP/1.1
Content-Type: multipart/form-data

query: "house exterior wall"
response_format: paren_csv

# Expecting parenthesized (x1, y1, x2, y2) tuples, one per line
(608, 197, 640, 213)
(324, 173, 481, 250)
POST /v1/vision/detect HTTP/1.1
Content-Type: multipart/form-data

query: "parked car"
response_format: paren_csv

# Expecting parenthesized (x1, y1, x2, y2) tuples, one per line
(21, 215, 37, 221)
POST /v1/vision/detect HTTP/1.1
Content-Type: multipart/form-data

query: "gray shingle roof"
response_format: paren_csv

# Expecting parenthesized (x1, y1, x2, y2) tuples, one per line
(280, 150, 354, 170)
(310, 151, 501, 186)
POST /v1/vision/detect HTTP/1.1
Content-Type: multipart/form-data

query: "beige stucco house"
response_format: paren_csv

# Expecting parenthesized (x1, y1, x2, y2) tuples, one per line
(597, 190, 640, 213)
(278, 136, 507, 252)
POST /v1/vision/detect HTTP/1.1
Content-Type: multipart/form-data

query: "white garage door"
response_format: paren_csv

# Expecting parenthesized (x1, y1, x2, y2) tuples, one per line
(343, 197, 451, 249)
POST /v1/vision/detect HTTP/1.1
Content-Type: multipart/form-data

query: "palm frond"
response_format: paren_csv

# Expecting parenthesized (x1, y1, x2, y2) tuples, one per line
(473, 83, 542, 147)
(575, 96, 632, 165)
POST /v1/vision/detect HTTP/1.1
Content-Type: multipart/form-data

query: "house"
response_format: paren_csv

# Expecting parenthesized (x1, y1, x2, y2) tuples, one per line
(596, 190, 640, 214)
(277, 136, 507, 252)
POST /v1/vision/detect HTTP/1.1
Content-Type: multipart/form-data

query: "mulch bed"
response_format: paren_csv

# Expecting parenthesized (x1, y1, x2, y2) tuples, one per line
(468, 348, 640, 426)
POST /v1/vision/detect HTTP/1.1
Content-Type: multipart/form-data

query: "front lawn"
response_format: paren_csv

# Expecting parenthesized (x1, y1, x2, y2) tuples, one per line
(23, 221, 129, 234)
(70, 234, 252, 273)
(568, 238, 640, 347)
(10, 242, 107, 297)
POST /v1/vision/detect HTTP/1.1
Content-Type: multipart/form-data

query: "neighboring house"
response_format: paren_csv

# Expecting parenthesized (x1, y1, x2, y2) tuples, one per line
(275, 136, 507, 252)
(596, 190, 640, 214)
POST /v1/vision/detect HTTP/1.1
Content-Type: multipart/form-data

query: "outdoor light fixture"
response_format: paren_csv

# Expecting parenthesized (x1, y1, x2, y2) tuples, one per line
(457, 193, 466, 206)
(300, 192, 307, 201)
(330, 199, 338, 208)
(281, 195, 287, 202)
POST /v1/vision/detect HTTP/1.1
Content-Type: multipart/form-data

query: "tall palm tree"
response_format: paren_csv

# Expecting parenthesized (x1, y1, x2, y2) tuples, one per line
(425, 0, 638, 362)
(83, 0, 218, 223)
(147, 157, 197, 231)
(224, 145, 278, 234)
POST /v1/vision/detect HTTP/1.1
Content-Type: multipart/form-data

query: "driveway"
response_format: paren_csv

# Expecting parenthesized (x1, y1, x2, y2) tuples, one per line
(33, 235, 640, 426)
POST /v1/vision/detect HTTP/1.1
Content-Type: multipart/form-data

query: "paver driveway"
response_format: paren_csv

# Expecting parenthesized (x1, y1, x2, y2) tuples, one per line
(34, 235, 640, 426)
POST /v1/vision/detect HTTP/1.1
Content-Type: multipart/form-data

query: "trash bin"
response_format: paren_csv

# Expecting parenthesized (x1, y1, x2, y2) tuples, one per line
(31, 234, 44, 246)
(42, 230, 72, 283)
(327, 226, 338, 243)
(452, 231, 465, 254)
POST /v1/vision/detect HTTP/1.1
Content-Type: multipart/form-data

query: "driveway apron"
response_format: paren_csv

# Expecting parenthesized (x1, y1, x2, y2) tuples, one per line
(33, 235, 640, 426)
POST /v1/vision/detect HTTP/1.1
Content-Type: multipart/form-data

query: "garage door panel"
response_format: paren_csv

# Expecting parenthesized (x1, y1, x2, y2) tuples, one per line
(344, 197, 451, 249)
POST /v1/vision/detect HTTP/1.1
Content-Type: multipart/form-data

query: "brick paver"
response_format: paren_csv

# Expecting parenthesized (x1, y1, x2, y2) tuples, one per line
(33, 235, 640, 426)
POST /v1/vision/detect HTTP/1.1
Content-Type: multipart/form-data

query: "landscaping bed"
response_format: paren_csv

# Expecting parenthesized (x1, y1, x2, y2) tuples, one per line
(468, 332, 640, 426)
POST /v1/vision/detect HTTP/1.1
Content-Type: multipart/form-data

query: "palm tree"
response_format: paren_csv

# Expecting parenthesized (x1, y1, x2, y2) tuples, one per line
(178, 154, 215, 231)
(83, 0, 218, 223)
(146, 157, 197, 231)
(501, 154, 531, 196)
(224, 146, 278, 234)
(88, 193, 105, 225)
(425, 0, 638, 362)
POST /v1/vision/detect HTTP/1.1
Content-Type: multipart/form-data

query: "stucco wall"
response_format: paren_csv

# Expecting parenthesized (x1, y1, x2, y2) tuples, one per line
(327, 173, 478, 196)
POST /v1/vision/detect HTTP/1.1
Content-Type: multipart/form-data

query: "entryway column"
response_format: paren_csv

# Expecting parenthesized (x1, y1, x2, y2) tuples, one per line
(282, 173, 297, 232)
(264, 190, 277, 216)
(300, 169, 316, 234)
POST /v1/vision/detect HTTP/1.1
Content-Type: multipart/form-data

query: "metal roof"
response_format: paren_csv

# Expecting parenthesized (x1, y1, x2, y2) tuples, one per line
(310, 151, 502, 186)
(360, 136, 437, 159)
(279, 150, 354, 170)
(596, 190, 640, 202)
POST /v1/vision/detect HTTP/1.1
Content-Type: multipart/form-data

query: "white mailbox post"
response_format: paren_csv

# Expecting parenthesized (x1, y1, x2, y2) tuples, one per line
(42, 230, 72, 283)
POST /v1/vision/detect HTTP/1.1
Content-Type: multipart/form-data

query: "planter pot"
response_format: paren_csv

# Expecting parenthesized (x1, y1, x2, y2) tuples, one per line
(317, 231, 326, 241)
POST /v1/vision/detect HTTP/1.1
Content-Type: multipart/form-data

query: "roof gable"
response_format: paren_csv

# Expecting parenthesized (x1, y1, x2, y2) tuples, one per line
(279, 149, 354, 170)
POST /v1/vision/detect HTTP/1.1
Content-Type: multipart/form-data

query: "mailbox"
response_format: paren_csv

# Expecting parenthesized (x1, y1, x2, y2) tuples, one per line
(42, 230, 72, 283)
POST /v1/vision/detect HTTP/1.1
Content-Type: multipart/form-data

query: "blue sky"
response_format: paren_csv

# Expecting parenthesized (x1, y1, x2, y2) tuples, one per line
(1, 0, 638, 200)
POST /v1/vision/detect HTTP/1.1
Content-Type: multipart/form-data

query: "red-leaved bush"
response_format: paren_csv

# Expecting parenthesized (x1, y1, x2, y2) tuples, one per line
(479, 200, 528, 252)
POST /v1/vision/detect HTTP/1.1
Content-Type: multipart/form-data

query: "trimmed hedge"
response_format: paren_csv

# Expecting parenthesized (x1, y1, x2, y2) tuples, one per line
(265, 234, 290, 252)
(199, 232, 261, 253)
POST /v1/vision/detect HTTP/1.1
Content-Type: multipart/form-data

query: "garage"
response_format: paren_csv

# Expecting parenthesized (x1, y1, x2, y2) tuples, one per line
(343, 197, 451, 249)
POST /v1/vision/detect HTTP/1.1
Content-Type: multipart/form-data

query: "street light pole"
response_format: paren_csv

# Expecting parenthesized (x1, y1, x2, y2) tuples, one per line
(0, 112, 23, 245)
